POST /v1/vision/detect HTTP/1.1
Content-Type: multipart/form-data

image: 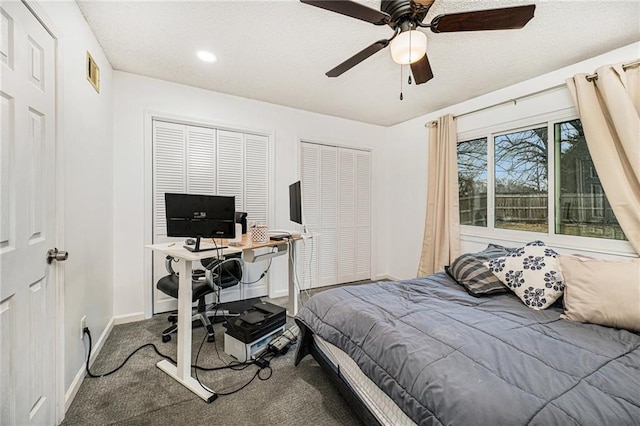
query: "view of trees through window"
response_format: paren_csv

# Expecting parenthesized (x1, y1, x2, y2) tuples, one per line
(556, 119, 626, 240)
(457, 118, 627, 241)
(458, 138, 487, 226)
(494, 127, 548, 232)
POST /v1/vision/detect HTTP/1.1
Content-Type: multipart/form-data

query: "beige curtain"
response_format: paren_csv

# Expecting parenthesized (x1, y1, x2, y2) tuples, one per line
(566, 62, 640, 254)
(417, 114, 460, 276)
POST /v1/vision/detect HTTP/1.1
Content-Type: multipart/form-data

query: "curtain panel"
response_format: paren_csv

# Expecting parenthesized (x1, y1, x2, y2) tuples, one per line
(566, 62, 640, 254)
(417, 114, 461, 276)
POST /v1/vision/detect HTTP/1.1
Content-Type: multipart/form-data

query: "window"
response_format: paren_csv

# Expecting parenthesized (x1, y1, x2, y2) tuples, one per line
(494, 127, 548, 233)
(554, 119, 625, 240)
(458, 118, 626, 242)
(457, 138, 487, 226)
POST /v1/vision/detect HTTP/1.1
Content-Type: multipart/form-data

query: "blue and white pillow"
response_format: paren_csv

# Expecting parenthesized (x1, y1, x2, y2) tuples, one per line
(484, 241, 564, 310)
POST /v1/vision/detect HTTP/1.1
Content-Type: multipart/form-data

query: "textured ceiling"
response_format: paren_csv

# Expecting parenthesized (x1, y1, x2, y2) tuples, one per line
(77, 0, 640, 126)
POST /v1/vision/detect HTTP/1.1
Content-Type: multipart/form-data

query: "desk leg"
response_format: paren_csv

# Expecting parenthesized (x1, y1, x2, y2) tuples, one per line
(155, 258, 216, 402)
(176, 259, 192, 380)
(288, 241, 299, 317)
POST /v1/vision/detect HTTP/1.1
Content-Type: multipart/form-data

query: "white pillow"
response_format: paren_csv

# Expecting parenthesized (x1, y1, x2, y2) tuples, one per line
(559, 255, 640, 332)
(485, 241, 564, 310)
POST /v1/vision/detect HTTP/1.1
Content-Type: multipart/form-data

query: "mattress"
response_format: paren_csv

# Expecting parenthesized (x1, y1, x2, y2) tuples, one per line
(313, 334, 416, 426)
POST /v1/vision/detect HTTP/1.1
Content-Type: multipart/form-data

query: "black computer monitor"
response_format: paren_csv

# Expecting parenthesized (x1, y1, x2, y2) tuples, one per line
(289, 181, 302, 225)
(165, 193, 235, 252)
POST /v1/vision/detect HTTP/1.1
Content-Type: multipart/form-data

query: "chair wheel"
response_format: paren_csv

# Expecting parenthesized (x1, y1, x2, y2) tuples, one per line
(162, 334, 171, 343)
(207, 334, 215, 343)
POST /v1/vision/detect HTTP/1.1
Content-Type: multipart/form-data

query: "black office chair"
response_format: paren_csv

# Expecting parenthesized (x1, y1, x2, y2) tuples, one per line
(157, 254, 243, 343)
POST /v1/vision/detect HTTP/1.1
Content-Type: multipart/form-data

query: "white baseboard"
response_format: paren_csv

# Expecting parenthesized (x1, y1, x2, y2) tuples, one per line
(268, 288, 289, 299)
(375, 274, 401, 281)
(113, 312, 145, 325)
(65, 317, 114, 411)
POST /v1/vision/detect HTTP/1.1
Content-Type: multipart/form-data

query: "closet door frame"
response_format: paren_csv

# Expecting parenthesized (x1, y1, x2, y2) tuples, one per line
(142, 111, 275, 319)
(297, 138, 373, 288)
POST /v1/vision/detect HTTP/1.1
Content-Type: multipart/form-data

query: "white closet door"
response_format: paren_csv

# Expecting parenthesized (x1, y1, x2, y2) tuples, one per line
(244, 134, 268, 226)
(299, 142, 320, 289)
(242, 133, 269, 299)
(217, 130, 244, 212)
(186, 126, 216, 195)
(354, 150, 371, 281)
(152, 124, 271, 312)
(153, 121, 186, 235)
(152, 121, 187, 313)
(337, 149, 356, 284)
(318, 146, 338, 286)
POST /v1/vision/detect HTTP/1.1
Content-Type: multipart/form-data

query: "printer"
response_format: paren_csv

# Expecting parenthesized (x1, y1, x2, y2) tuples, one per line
(223, 301, 286, 362)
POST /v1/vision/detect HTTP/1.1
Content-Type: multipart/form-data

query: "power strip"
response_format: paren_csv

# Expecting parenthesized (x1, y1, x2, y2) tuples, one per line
(268, 324, 300, 354)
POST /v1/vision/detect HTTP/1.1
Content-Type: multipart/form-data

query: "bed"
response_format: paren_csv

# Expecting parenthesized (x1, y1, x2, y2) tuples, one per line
(294, 272, 640, 425)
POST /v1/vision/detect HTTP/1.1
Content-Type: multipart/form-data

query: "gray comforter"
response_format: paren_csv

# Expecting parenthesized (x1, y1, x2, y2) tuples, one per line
(295, 273, 640, 426)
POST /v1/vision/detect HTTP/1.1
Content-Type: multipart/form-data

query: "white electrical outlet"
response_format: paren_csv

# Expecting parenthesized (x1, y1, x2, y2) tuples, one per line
(80, 316, 87, 340)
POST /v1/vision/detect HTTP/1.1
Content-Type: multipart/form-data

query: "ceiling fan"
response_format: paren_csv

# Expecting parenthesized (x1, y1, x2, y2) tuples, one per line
(300, 0, 536, 85)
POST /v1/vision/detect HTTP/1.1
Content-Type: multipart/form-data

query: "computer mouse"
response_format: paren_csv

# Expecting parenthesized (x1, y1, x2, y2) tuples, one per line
(185, 238, 196, 245)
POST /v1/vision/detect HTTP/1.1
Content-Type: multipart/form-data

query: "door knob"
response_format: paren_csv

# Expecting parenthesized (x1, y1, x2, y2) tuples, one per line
(46, 248, 69, 264)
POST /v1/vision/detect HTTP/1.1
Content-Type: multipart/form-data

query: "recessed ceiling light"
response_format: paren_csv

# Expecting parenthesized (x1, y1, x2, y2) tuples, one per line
(197, 50, 217, 63)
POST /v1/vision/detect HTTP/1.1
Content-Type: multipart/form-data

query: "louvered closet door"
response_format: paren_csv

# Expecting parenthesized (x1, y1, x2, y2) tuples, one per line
(215, 130, 245, 303)
(299, 143, 320, 289)
(242, 133, 269, 299)
(186, 126, 216, 195)
(337, 149, 356, 283)
(217, 130, 244, 212)
(153, 121, 187, 314)
(354, 151, 371, 281)
(153, 124, 271, 312)
(244, 134, 268, 226)
(318, 146, 338, 286)
(299, 143, 371, 288)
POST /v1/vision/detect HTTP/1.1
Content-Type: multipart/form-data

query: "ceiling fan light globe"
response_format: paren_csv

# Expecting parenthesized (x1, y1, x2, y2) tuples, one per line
(390, 30, 427, 65)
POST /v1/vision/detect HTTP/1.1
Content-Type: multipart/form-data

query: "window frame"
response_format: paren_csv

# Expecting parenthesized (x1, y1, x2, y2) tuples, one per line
(457, 109, 635, 257)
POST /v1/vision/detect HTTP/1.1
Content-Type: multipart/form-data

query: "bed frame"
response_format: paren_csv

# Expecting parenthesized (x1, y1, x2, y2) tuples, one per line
(294, 320, 382, 426)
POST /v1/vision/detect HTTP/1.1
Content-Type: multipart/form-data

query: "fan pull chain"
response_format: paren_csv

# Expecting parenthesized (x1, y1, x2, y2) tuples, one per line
(399, 66, 403, 101)
(408, 75, 412, 85)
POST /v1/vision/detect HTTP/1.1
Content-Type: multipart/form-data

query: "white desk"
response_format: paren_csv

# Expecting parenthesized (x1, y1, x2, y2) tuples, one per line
(145, 236, 301, 402)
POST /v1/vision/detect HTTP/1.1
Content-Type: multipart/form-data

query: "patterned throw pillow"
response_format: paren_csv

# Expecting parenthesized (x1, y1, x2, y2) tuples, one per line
(448, 245, 511, 296)
(484, 241, 564, 310)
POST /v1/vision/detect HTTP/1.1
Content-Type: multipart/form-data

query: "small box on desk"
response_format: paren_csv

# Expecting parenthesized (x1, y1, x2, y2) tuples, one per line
(223, 301, 286, 361)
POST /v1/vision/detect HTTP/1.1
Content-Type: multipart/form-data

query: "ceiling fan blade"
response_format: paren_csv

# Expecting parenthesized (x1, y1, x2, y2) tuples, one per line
(326, 39, 389, 78)
(300, 0, 390, 25)
(430, 4, 535, 33)
(410, 54, 434, 85)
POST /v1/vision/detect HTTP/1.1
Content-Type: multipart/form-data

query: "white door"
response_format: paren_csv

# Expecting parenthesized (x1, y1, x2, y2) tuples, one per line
(299, 142, 371, 288)
(1, 1, 57, 425)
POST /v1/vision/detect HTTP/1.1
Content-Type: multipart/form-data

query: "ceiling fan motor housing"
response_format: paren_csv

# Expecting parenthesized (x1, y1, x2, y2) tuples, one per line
(381, 0, 429, 29)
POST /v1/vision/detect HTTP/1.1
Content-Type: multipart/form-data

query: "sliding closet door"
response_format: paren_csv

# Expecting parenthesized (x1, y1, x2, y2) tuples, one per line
(318, 146, 339, 286)
(300, 142, 370, 288)
(217, 130, 244, 212)
(299, 143, 320, 289)
(153, 121, 187, 314)
(337, 149, 356, 283)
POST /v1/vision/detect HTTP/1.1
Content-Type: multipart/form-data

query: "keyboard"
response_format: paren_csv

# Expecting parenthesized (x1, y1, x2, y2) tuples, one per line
(183, 243, 228, 253)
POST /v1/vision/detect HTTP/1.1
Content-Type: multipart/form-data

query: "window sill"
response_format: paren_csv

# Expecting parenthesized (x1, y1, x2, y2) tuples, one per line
(460, 226, 637, 258)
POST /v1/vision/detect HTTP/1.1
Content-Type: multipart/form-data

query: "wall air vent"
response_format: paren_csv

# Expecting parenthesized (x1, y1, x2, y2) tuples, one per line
(86, 51, 99, 93)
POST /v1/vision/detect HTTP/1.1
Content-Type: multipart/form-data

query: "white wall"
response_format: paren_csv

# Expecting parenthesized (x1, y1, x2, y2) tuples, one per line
(37, 0, 114, 406)
(112, 72, 386, 318)
(384, 42, 640, 280)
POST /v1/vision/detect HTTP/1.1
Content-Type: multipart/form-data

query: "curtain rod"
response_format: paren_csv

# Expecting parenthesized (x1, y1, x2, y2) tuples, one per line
(424, 83, 565, 127)
(424, 58, 640, 128)
(586, 58, 640, 81)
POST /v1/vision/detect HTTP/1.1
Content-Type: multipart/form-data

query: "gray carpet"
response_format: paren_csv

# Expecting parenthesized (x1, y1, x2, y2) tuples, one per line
(62, 283, 378, 426)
